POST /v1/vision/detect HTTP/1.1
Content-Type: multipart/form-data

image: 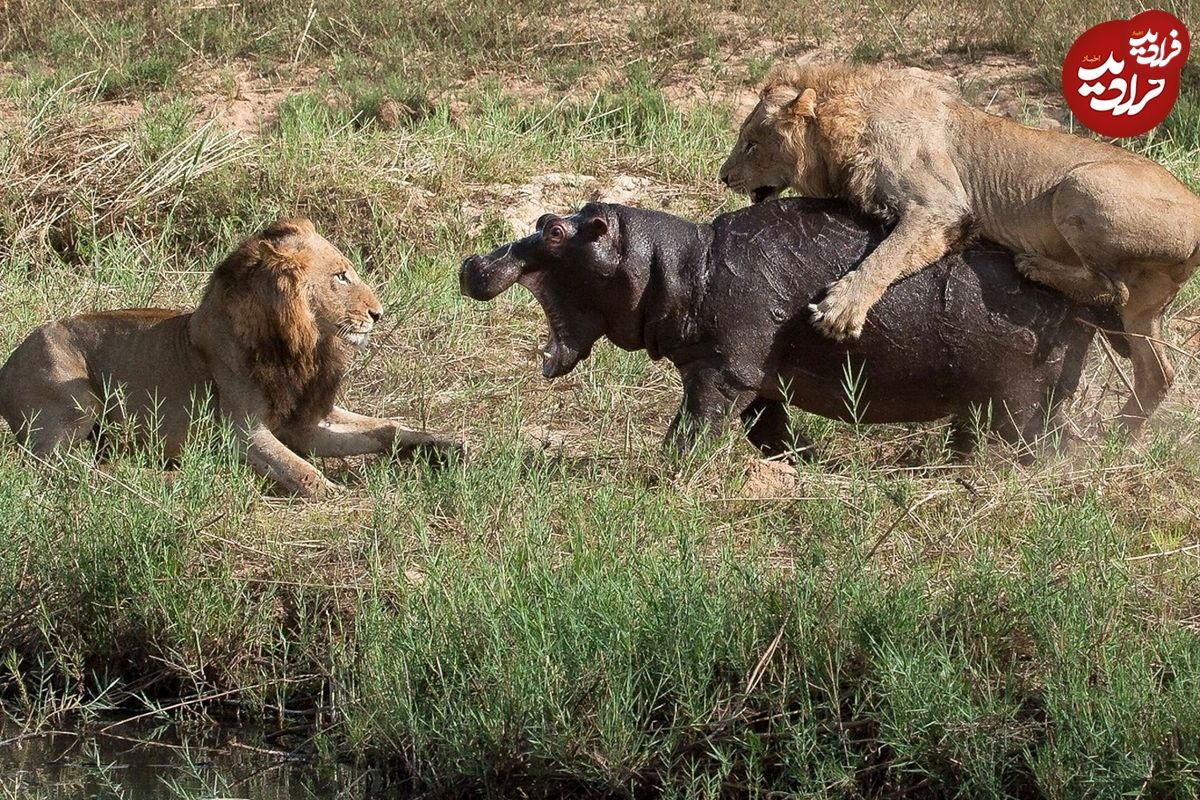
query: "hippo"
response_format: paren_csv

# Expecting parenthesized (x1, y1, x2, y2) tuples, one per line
(460, 198, 1115, 460)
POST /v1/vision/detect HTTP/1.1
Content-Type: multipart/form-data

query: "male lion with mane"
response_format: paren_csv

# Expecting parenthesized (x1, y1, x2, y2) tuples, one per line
(719, 62, 1200, 437)
(0, 218, 458, 497)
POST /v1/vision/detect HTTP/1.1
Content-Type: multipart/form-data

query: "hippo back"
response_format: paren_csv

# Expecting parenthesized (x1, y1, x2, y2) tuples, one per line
(706, 198, 1095, 422)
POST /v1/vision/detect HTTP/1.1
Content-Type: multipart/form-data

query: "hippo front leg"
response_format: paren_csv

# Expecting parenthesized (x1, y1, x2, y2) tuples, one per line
(665, 366, 757, 454)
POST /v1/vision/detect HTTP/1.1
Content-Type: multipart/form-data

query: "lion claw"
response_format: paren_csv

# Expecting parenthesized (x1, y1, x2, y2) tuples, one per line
(811, 300, 866, 341)
(809, 276, 872, 341)
(814, 317, 859, 342)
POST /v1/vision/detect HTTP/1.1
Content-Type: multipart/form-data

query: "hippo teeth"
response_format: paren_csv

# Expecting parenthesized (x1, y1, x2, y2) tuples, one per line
(541, 332, 579, 378)
(541, 337, 560, 378)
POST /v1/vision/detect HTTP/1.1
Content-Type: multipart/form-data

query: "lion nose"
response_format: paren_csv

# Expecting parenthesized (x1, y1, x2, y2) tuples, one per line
(369, 308, 382, 323)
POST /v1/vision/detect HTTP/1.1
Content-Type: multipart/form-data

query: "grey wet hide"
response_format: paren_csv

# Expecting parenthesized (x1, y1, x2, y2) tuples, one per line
(461, 197, 1112, 461)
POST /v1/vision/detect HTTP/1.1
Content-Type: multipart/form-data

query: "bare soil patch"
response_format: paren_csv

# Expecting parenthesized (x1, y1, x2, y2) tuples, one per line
(462, 172, 665, 236)
(741, 458, 798, 498)
(190, 60, 320, 136)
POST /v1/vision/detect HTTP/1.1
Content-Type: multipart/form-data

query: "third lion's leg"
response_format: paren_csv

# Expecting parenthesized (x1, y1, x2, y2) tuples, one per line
(1117, 307, 1174, 440)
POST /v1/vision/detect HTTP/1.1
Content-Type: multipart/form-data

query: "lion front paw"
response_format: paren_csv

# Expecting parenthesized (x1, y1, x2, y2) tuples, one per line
(396, 431, 467, 465)
(808, 275, 872, 341)
(319, 477, 347, 497)
(279, 469, 337, 500)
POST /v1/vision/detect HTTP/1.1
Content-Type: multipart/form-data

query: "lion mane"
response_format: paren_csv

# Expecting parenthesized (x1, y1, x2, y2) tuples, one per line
(200, 218, 349, 429)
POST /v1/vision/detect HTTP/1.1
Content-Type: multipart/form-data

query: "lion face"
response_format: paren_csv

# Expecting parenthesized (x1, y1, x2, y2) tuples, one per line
(719, 86, 820, 204)
(297, 233, 384, 350)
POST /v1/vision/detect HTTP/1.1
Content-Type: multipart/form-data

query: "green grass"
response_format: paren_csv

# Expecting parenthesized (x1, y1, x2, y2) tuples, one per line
(2, 1, 1200, 797)
(6, 430, 1200, 796)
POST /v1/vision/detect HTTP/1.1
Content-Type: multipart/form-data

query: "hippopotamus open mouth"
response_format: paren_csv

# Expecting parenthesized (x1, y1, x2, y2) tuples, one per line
(518, 271, 586, 378)
(460, 212, 611, 378)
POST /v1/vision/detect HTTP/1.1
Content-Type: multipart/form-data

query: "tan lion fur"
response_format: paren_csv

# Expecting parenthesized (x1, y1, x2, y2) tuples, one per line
(0, 219, 458, 497)
(204, 218, 349, 430)
(718, 61, 1200, 437)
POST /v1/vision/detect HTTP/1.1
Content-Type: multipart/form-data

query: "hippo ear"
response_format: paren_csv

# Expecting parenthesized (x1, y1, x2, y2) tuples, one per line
(535, 213, 556, 232)
(543, 219, 567, 244)
(581, 215, 609, 241)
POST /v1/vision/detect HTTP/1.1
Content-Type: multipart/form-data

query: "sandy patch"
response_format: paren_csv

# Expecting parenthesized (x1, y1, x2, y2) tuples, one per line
(741, 458, 798, 498)
(189, 60, 322, 136)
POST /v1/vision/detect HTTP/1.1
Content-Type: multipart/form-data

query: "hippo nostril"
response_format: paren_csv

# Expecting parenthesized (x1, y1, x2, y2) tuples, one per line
(720, 174, 731, 187)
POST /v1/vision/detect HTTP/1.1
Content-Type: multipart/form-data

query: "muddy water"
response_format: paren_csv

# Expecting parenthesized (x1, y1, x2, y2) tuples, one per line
(0, 720, 395, 799)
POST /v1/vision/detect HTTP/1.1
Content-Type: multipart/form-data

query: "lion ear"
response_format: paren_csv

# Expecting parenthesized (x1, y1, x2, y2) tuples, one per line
(257, 239, 306, 279)
(258, 239, 286, 266)
(782, 87, 817, 120)
(262, 218, 316, 241)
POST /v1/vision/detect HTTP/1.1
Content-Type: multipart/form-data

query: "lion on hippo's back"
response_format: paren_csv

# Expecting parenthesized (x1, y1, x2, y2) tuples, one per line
(719, 61, 1200, 439)
(0, 218, 458, 497)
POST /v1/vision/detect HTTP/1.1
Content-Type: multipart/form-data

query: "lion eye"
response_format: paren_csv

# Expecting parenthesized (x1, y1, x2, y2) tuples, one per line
(335, 271, 351, 284)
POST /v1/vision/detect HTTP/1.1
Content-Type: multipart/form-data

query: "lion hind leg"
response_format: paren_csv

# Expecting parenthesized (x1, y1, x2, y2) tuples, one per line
(1087, 263, 1179, 440)
(11, 379, 101, 454)
(0, 340, 101, 455)
(1117, 307, 1175, 441)
(1014, 252, 1129, 306)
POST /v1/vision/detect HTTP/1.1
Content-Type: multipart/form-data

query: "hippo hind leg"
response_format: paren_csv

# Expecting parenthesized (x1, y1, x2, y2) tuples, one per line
(741, 398, 814, 462)
(988, 391, 1077, 465)
(992, 403, 1046, 465)
(1003, 326, 1091, 460)
(949, 400, 1050, 465)
(947, 413, 982, 459)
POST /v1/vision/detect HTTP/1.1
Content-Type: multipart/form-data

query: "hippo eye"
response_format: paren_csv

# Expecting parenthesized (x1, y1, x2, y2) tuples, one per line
(743, 141, 757, 156)
(335, 271, 351, 284)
